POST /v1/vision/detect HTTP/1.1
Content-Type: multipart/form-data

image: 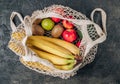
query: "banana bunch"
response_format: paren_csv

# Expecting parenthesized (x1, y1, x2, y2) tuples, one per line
(26, 36, 81, 70)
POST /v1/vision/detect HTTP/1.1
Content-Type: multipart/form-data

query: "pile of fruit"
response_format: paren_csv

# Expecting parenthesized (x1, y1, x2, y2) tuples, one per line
(26, 17, 83, 70)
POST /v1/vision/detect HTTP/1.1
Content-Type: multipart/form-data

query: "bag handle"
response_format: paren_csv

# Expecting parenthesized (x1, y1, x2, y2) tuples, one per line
(83, 8, 107, 57)
(24, 16, 32, 36)
(22, 16, 32, 56)
(10, 12, 24, 32)
(90, 8, 107, 35)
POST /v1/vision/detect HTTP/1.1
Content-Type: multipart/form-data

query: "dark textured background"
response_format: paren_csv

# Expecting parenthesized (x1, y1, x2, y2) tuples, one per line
(0, 0, 120, 84)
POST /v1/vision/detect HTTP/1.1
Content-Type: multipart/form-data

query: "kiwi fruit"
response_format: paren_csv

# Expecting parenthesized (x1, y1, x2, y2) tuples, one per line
(33, 19, 41, 25)
(51, 24, 64, 38)
(32, 25, 44, 36)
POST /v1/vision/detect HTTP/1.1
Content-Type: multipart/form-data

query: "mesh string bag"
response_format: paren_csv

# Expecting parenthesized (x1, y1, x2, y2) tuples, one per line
(8, 5, 107, 79)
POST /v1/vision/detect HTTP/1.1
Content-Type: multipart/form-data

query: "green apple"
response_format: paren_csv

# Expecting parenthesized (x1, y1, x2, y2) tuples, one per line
(41, 18, 55, 31)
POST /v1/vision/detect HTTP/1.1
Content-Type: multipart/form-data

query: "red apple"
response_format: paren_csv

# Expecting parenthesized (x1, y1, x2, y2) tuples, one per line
(65, 15, 74, 19)
(53, 7, 64, 15)
(51, 17, 61, 23)
(68, 15, 74, 19)
(76, 41, 81, 47)
(62, 29, 77, 42)
(62, 20, 74, 29)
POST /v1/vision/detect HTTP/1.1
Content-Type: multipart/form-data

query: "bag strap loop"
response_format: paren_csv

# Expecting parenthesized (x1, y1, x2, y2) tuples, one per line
(90, 8, 107, 36)
(24, 16, 32, 36)
(10, 12, 24, 32)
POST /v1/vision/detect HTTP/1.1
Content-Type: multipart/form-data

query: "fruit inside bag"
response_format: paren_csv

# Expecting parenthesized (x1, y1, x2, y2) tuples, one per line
(23, 16, 83, 71)
(8, 5, 107, 79)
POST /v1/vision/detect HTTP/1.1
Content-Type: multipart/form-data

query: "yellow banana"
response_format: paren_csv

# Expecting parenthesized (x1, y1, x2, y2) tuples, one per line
(27, 37, 72, 55)
(26, 37, 74, 59)
(54, 61, 76, 70)
(29, 36, 80, 55)
(30, 47, 75, 65)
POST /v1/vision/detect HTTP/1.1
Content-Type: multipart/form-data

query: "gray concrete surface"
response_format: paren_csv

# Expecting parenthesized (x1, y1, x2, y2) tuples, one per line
(0, 0, 120, 84)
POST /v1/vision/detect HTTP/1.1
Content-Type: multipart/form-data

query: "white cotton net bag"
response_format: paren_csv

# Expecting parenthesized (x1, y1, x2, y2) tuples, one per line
(8, 5, 107, 79)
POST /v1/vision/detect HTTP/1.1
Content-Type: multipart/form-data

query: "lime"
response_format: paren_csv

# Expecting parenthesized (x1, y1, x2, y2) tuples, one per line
(41, 18, 55, 31)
